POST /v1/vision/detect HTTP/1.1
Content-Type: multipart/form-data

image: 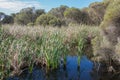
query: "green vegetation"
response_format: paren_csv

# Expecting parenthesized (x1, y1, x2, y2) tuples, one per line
(101, 0, 120, 45)
(36, 14, 62, 27)
(14, 7, 44, 25)
(0, 0, 120, 79)
(101, 0, 120, 28)
(49, 5, 68, 19)
(0, 25, 99, 79)
(0, 1, 107, 26)
(0, 12, 14, 24)
(91, 0, 120, 73)
(64, 8, 82, 24)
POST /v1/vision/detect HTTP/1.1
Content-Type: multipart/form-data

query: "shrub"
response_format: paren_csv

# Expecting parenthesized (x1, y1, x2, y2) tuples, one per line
(1, 21, 99, 79)
(64, 7, 82, 24)
(101, 0, 120, 45)
(14, 7, 45, 25)
(36, 14, 63, 27)
(27, 22, 34, 27)
(115, 38, 120, 56)
(87, 1, 108, 25)
(48, 5, 68, 19)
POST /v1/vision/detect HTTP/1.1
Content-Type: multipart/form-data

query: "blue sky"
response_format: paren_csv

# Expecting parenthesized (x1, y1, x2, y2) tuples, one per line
(0, 0, 102, 15)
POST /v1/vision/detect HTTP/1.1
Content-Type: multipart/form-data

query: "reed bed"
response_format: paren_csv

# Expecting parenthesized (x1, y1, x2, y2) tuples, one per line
(0, 24, 100, 79)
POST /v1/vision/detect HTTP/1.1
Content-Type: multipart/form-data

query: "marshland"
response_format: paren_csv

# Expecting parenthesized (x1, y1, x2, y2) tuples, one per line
(0, 0, 120, 80)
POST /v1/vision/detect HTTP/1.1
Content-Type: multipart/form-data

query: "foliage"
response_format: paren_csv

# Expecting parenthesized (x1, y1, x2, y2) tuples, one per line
(0, 12, 14, 24)
(0, 24, 99, 79)
(115, 39, 120, 55)
(2, 15, 14, 24)
(14, 7, 45, 25)
(34, 9, 45, 18)
(80, 8, 92, 25)
(100, 0, 120, 45)
(0, 1, 108, 26)
(49, 5, 68, 19)
(27, 22, 34, 27)
(64, 7, 82, 24)
(14, 7, 34, 25)
(87, 1, 108, 25)
(101, 0, 120, 28)
(36, 14, 62, 27)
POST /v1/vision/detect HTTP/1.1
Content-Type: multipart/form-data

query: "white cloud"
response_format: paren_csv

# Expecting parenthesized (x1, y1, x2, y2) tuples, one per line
(0, 0, 41, 12)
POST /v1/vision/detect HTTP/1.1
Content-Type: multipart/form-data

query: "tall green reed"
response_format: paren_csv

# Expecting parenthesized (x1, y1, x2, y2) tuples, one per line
(0, 25, 100, 78)
(40, 31, 68, 69)
(77, 30, 87, 67)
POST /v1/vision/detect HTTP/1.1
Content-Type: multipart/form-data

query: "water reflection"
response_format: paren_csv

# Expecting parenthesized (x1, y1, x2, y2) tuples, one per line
(79, 56, 93, 80)
(8, 56, 94, 80)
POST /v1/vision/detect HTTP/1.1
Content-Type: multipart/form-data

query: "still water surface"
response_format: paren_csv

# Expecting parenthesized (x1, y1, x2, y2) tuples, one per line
(8, 56, 99, 80)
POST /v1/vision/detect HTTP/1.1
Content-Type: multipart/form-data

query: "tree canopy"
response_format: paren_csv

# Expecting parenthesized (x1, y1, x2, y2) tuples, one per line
(0, 1, 113, 27)
(36, 14, 62, 27)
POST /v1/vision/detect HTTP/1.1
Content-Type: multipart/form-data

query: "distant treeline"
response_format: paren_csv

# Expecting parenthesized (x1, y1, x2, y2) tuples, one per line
(0, 0, 112, 27)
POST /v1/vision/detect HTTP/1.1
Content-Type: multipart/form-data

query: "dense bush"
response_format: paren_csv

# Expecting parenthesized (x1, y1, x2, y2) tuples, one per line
(87, 1, 108, 25)
(49, 5, 68, 19)
(27, 22, 34, 27)
(14, 7, 35, 25)
(64, 8, 82, 24)
(14, 7, 45, 25)
(36, 14, 63, 27)
(0, 25, 99, 79)
(91, 0, 120, 70)
(63, 2, 107, 25)
(101, 0, 120, 45)
(1, 1, 109, 26)
(0, 12, 14, 24)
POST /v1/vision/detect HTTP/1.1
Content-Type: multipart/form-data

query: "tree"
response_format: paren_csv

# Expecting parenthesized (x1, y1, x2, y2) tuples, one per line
(101, 0, 120, 45)
(36, 14, 62, 27)
(0, 12, 4, 26)
(14, 7, 45, 25)
(0, 12, 14, 24)
(2, 15, 14, 24)
(14, 7, 34, 25)
(0, 12, 5, 22)
(80, 8, 92, 25)
(88, 2, 108, 25)
(64, 8, 82, 24)
(35, 9, 45, 18)
(49, 5, 68, 19)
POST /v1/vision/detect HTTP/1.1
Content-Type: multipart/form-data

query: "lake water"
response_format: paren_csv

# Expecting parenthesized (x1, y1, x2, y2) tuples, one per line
(7, 56, 101, 80)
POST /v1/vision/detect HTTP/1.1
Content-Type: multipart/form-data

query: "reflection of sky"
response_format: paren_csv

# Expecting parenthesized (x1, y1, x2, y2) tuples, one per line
(66, 56, 79, 80)
(80, 56, 93, 80)
(66, 56, 93, 80)
(8, 56, 94, 80)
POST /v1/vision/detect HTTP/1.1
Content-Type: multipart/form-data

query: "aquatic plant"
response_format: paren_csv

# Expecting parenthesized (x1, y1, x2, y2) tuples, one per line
(76, 30, 87, 67)
(0, 25, 99, 78)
